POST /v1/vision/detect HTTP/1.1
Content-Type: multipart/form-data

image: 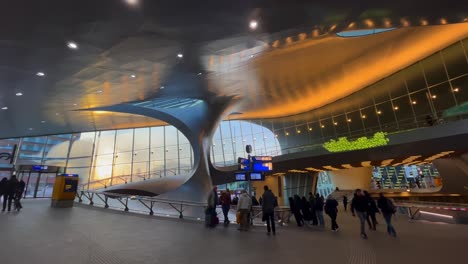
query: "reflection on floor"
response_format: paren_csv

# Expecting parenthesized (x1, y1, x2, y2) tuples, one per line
(1, 199, 468, 264)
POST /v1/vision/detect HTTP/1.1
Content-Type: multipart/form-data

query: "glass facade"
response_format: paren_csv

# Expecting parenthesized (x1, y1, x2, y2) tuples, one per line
(0, 126, 194, 190)
(262, 38, 468, 154)
(210, 120, 281, 166)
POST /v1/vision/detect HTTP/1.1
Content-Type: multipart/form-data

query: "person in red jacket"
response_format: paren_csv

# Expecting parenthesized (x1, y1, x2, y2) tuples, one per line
(220, 189, 232, 225)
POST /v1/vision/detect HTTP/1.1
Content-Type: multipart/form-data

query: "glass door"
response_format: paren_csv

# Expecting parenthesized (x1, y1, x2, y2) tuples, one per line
(36, 173, 56, 198)
(23, 172, 39, 198)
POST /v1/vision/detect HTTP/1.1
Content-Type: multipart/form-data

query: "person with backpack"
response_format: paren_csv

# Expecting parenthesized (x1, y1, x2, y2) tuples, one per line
(351, 189, 370, 239)
(324, 196, 339, 231)
(377, 193, 397, 237)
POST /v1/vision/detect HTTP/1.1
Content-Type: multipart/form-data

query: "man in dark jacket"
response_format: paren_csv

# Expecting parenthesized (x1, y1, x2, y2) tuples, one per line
(325, 196, 339, 231)
(14, 179, 26, 211)
(220, 189, 231, 225)
(315, 193, 325, 227)
(262, 185, 277, 235)
(2, 175, 18, 212)
(377, 193, 397, 237)
(351, 189, 370, 239)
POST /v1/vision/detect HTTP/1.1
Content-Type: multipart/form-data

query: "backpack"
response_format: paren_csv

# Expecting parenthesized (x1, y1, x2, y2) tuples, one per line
(387, 198, 396, 214)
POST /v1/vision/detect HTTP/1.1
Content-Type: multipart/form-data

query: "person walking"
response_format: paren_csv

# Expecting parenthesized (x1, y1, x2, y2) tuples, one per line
(220, 189, 232, 225)
(14, 179, 26, 211)
(0, 177, 7, 204)
(262, 185, 277, 235)
(324, 196, 339, 231)
(288, 197, 304, 227)
(351, 189, 370, 239)
(343, 195, 348, 212)
(377, 193, 397, 237)
(206, 186, 219, 227)
(308, 192, 318, 225)
(315, 193, 325, 227)
(364, 191, 378, 230)
(237, 190, 252, 231)
(2, 175, 18, 212)
(301, 196, 311, 223)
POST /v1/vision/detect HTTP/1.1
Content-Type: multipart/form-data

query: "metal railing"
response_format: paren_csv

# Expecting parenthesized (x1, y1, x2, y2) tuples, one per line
(75, 189, 292, 224)
(394, 200, 468, 219)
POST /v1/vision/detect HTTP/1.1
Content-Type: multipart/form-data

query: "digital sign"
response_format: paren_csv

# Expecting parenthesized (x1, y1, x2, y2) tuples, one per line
(250, 172, 264, 181)
(238, 164, 251, 171)
(251, 156, 272, 162)
(32, 165, 49, 171)
(252, 162, 273, 172)
(235, 173, 246, 181)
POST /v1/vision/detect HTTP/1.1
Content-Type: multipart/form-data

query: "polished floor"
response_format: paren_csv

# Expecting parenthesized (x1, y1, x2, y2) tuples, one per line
(1, 199, 467, 264)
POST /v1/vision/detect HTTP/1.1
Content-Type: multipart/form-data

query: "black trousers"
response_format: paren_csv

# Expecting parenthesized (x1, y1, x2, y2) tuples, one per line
(366, 212, 377, 230)
(328, 212, 339, 230)
(2, 194, 14, 211)
(264, 211, 276, 233)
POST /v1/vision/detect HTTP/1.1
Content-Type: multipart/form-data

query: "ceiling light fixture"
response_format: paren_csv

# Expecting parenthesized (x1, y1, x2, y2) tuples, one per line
(285, 132, 289, 136)
(177, 53, 183, 58)
(160, 86, 165, 89)
(453, 88, 459, 92)
(41, 121, 46, 123)
(73, 103, 77, 106)
(296, 130, 301, 134)
(125, 0, 139, 6)
(412, 101, 417, 105)
(361, 115, 367, 119)
(97, 90, 102, 94)
(28, 128, 33, 131)
(249, 20, 258, 30)
(16, 92, 23, 96)
(36, 72, 45, 77)
(130, 74, 136, 78)
(1, 106, 7, 110)
(347, 119, 352, 122)
(197, 72, 202, 76)
(67, 41, 78, 50)
(308, 127, 312, 131)
(431, 95, 437, 99)
(394, 106, 399, 110)
(333, 122, 338, 125)
(320, 124, 325, 128)
(377, 110, 382, 115)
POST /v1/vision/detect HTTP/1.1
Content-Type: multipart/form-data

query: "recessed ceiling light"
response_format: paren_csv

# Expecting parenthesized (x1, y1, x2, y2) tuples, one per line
(67, 41, 78, 50)
(347, 119, 352, 122)
(41, 121, 46, 123)
(130, 74, 136, 78)
(321, 124, 325, 128)
(73, 103, 77, 106)
(250, 55, 254, 58)
(97, 90, 102, 94)
(431, 95, 437, 99)
(377, 110, 382, 115)
(16, 92, 23, 96)
(177, 53, 183, 58)
(361, 115, 367, 119)
(36, 72, 45, 77)
(394, 106, 399, 110)
(333, 122, 338, 125)
(160, 86, 165, 89)
(308, 127, 312, 131)
(1, 106, 7, 110)
(249, 20, 258, 30)
(56, 113, 60, 116)
(197, 72, 202, 76)
(453, 88, 460, 92)
(296, 130, 301, 134)
(125, 0, 139, 6)
(28, 128, 33, 131)
(412, 101, 417, 105)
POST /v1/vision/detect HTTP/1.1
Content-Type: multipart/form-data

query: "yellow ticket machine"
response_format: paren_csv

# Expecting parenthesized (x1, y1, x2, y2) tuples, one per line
(51, 174, 79, 208)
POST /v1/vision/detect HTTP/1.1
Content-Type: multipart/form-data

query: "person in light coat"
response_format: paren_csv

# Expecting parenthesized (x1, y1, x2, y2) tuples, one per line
(237, 190, 252, 231)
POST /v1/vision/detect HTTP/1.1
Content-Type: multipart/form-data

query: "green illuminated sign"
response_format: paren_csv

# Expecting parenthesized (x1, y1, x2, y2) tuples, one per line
(323, 132, 389, 152)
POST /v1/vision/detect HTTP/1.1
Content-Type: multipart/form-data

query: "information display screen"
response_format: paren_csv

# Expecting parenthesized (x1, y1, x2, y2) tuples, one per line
(235, 173, 246, 181)
(252, 162, 273, 172)
(250, 172, 264, 181)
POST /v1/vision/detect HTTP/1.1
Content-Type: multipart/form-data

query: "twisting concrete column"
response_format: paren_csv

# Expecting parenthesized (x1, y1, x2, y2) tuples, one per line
(91, 96, 234, 202)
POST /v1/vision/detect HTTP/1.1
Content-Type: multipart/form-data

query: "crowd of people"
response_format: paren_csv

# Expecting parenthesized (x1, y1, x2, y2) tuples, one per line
(0, 175, 26, 212)
(206, 186, 398, 239)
